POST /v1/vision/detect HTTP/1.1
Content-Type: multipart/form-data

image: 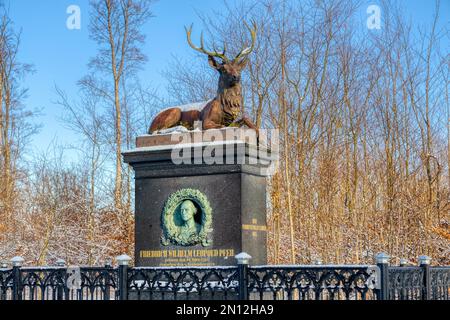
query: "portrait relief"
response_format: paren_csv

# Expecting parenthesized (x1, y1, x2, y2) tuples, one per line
(161, 189, 213, 247)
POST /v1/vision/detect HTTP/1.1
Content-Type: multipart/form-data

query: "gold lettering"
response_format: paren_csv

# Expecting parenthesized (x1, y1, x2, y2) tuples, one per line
(140, 248, 236, 259)
(242, 224, 267, 232)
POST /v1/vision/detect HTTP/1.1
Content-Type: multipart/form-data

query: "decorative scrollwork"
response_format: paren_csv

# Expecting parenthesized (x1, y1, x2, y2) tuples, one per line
(430, 267, 450, 300)
(0, 268, 13, 300)
(2, 267, 118, 300)
(388, 267, 424, 300)
(127, 267, 239, 300)
(78, 267, 118, 300)
(1, 264, 449, 300)
(247, 266, 378, 300)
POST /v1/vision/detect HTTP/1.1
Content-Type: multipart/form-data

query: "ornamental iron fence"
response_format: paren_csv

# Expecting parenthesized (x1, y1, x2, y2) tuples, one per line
(0, 253, 448, 301)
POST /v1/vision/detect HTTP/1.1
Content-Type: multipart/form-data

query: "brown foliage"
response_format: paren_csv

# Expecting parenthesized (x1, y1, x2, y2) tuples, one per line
(164, 0, 450, 265)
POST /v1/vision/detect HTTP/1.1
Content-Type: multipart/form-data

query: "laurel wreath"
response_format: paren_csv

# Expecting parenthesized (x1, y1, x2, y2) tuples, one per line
(161, 188, 213, 247)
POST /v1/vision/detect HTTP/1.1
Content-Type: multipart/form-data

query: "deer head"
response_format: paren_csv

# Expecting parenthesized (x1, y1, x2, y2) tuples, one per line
(185, 22, 256, 93)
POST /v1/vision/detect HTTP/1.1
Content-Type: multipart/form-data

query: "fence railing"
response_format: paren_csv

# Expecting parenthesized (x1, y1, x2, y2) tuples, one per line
(0, 253, 448, 300)
(247, 265, 379, 300)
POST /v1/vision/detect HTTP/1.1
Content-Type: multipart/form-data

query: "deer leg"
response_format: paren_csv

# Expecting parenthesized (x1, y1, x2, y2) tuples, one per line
(201, 100, 224, 130)
(203, 120, 224, 130)
(235, 116, 259, 136)
(180, 110, 201, 130)
(148, 108, 182, 134)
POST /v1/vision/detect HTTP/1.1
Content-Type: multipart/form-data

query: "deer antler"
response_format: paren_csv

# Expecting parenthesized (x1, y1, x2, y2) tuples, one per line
(185, 24, 229, 63)
(233, 20, 257, 63)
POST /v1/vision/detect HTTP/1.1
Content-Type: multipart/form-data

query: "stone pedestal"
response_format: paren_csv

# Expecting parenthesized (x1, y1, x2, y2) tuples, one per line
(123, 128, 276, 267)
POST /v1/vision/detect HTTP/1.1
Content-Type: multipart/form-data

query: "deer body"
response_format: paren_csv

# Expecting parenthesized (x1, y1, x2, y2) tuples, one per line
(149, 22, 258, 134)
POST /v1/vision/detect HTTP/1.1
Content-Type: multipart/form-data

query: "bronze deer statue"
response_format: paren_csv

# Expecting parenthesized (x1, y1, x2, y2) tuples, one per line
(148, 22, 258, 134)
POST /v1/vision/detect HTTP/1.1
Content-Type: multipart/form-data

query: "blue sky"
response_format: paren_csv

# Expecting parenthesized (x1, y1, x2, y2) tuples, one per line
(8, 0, 226, 160)
(5, 0, 450, 159)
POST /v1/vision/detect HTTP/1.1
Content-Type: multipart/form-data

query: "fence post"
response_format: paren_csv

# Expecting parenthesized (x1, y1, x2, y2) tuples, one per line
(117, 254, 131, 301)
(235, 252, 251, 300)
(375, 252, 390, 300)
(56, 259, 66, 267)
(399, 258, 408, 267)
(418, 255, 431, 300)
(103, 260, 114, 301)
(55, 259, 66, 300)
(10, 256, 24, 301)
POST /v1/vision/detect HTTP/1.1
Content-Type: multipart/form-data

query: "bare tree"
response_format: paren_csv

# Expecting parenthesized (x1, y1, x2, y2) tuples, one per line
(162, 0, 450, 265)
(85, 0, 152, 209)
(55, 86, 108, 264)
(0, 5, 37, 231)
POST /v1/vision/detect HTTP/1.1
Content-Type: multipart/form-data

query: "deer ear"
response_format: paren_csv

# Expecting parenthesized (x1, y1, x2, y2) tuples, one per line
(208, 56, 220, 70)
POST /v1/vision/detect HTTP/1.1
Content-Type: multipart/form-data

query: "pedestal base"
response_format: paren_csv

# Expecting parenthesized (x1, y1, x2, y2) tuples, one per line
(123, 129, 276, 267)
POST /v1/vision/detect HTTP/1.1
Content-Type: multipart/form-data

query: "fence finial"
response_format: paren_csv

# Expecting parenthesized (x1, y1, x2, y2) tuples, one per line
(116, 254, 132, 266)
(375, 252, 390, 264)
(56, 259, 66, 267)
(105, 259, 113, 267)
(418, 255, 431, 266)
(235, 252, 252, 265)
(10, 256, 24, 267)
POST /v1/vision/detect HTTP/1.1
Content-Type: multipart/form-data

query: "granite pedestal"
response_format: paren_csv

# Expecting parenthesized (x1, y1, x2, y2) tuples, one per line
(123, 128, 276, 267)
